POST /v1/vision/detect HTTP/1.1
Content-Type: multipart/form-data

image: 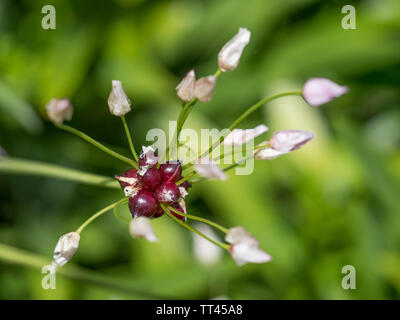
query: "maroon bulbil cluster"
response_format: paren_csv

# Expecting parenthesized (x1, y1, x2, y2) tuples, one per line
(115, 149, 190, 221)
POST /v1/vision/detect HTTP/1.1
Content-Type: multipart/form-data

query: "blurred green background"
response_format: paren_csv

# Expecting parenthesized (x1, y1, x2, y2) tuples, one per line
(0, 0, 400, 299)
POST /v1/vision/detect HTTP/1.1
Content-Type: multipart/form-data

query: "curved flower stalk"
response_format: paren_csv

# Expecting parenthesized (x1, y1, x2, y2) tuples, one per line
(0, 27, 349, 270)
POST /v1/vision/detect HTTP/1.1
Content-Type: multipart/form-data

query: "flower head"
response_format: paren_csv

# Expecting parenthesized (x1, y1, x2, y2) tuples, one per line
(46, 99, 73, 124)
(225, 226, 271, 266)
(129, 216, 158, 242)
(194, 76, 216, 103)
(176, 70, 196, 102)
(218, 28, 251, 72)
(302, 78, 348, 107)
(108, 80, 131, 116)
(52, 232, 80, 268)
(194, 158, 227, 181)
(222, 124, 268, 146)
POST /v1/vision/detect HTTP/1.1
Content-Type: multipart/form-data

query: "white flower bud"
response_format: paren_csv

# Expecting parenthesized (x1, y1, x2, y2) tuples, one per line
(269, 130, 314, 153)
(254, 147, 286, 160)
(176, 70, 196, 102)
(194, 76, 216, 103)
(302, 78, 348, 107)
(222, 124, 268, 146)
(52, 232, 80, 268)
(193, 223, 222, 266)
(194, 157, 227, 181)
(46, 99, 73, 124)
(218, 28, 251, 72)
(108, 80, 131, 116)
(129, 216, 158, 243)
(225, 226, 271, 266)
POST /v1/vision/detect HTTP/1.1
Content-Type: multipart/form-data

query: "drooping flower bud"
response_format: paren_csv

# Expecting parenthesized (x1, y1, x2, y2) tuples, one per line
(222, 124, 268, 146)
(52, 232, 80, 268)
(193, 223, 222, 266)
(194, 157, 227, 181)
(302, 78, 348, 107)
(45, 99, 73, 124)
(254, 146, 286, 160)
(218, 28, 251, 72)
(129, 216, 158, 242)
(194, 76, 216, 103)
(108, 80, 131, 116)
(225, 226, 271, 266)
(176, 70, 196, 102)
(269, 130, 314, 153)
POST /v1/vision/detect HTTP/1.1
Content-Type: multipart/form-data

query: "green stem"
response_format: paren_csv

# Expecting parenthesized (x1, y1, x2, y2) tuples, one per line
(121, 115, 139, 162)
(113, 201, 131, 223)
(160, 204, 229, 250)
(55, 123, 137, 168)
(198, 91, 302, 160)
(167, 205, 228, 234)
(0, 157, 120, 188)
(0, 242, 174, 299)
(76, 198, 128, 234)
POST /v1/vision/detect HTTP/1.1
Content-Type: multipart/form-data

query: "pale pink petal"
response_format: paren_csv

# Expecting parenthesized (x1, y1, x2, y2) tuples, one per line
(129, 217, 158, 243)
(254, 147, 287, 160)
(269, 130, 314, 153)
(229, 242, 272, 266)
(176, 70, 196, 102)
(218, 28, 251, 72)
(302, 78, 348, 107)
(194, 158, 227, 180)
(46, 99, 73, 124)
(225, 226, 258, 246)
(222, 124, 268, 146)
(194, 76, 216, 103)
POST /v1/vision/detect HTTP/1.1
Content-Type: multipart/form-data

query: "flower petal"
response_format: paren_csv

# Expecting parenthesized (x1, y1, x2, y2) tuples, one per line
(254, 147, 287, 160)
(302, 78, 348, 107)
(108, 80, 131, 116)
(52, 232, 80, 268)
(194, 76, 216, 103)
(46, 99, 73, 124)
(222, 124, 268, 146)
(194, 158, 227, 181)
(218, 28, 251, 72)
(229, 242, 272, 266)
(129, 216, 158, 243)
(176, 70, 196, 102)
(269, 130, 314, 153)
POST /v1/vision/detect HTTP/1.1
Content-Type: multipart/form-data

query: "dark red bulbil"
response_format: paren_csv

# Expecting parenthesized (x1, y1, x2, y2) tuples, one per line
(138, 167, 162, 190)
(159, 161, 182, 182)
(155, 181, 180, 203)
(129, 190, 159, 218)
(115, 169, 138, 189)
(138, 150, 159, 168)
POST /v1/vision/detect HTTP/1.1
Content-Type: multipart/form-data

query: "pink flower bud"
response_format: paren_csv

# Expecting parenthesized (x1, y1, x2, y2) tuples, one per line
(46, 99, 73, 124)
(269, 130, 314, 153)
(225, 226, 271, 266)
(52, 232, 80, 268)
(194, 157, 227, 181)
(108, 80, 131, 116)
(222, 124, 268, 146)
(254, 147, 286, 160)
(218, 28, 251, 72)
(194, 76, 216, 103)
(175, 70, 196, 102)
(129, 216, 158, 243)
(302, 78, 348, 107)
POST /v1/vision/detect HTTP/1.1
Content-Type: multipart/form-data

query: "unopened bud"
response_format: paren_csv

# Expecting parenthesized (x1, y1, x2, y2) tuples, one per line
(52, 232, 80, 268)
(194, 76, 216, 103)
(176, 70, 196, 102)
(302, 78, 348, 107)
(218, 28, 251, 72)
(46, 99, 73, 124)
(108, 80, 131, 116)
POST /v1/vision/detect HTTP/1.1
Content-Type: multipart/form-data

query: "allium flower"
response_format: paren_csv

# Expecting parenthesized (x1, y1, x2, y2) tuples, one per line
(302, 78, 348, 107)
(218, 28, 251, 72)
(254, 130, 314, 160)
(108, 80, 131, 116)
(193, 223, 222, 266)
(225, 226, 271, 266)
(194, 76, 216, 103)
(129, 216, 158, 243)
(46, 98, 73, 124)
(52, 232, 80, 268)
(222, 124, 268, 146)
(176, 70, 196, 102)
(194, 158, 227, 181)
